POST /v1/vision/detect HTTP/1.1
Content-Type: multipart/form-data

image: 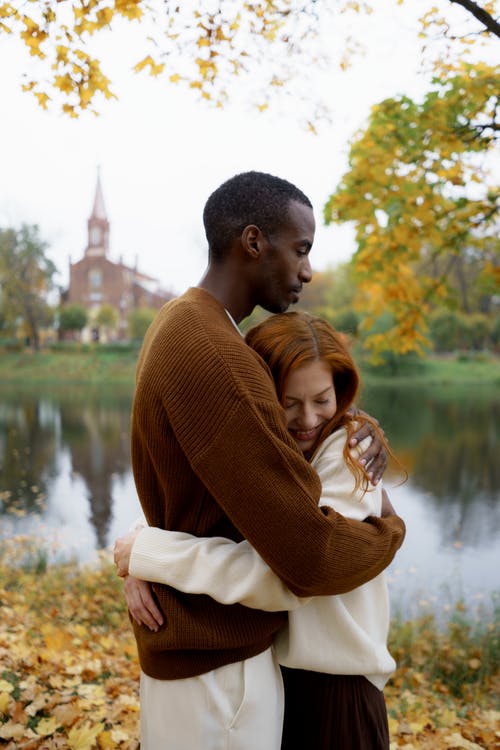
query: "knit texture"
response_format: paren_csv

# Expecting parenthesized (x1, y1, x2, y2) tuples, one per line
(131, 287, 405, 679)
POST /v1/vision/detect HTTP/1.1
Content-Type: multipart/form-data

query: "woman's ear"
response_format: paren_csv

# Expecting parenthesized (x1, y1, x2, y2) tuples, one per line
(241, 224, 264, 258)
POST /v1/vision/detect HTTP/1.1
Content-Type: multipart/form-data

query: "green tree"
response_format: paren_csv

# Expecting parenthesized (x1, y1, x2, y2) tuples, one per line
(324, 63, 499, 361)
(0, 224, 56, 351)
(463, 313, 492, 351)
(428, 308, 466, 352)
(58, 303, 88, 337)
(127, 306, 156, 341)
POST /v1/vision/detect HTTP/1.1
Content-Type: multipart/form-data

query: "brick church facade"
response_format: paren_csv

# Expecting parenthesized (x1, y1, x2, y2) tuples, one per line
(62, 174, 175, 341)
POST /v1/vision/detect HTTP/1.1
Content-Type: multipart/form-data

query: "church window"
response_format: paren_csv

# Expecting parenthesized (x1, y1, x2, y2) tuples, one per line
(89, 269, 102, 289)
(91, 226, 102, 245)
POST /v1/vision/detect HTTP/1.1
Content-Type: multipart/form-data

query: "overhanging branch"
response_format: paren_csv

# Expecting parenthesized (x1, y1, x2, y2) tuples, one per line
(450, 0, 500, 39)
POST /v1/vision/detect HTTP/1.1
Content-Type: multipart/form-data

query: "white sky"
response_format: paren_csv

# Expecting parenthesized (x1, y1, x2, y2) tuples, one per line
(0, 2, 439, 296)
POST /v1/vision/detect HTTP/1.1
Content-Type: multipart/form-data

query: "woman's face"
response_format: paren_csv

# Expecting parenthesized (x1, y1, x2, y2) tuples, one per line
(283, 359, 337, 453)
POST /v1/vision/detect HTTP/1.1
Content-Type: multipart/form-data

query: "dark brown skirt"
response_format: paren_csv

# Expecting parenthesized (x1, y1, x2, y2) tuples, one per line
(280, 667, 390, 750)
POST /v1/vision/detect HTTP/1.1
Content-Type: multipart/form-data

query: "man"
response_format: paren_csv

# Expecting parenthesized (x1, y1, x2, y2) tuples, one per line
(124, 171, 405, 749)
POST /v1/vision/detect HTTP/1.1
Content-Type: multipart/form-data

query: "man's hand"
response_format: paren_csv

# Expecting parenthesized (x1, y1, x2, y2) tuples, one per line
(114, 526, 142, 578)
(123, 576, 164, 631)
(349, 414, 387, 485)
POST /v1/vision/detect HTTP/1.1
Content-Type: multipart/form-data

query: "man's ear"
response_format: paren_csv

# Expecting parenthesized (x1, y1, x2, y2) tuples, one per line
(241, 224, 264, 258)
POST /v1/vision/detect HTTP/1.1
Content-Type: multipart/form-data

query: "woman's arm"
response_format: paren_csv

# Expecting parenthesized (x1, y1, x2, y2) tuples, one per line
(116, 525, 309, 611)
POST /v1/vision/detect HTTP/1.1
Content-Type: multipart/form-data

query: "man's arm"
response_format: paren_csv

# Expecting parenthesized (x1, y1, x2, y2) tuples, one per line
(116, 430, 403, 614)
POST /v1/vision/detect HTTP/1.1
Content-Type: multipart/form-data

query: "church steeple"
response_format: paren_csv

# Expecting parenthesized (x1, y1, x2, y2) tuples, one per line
(86, 168, 110, 257)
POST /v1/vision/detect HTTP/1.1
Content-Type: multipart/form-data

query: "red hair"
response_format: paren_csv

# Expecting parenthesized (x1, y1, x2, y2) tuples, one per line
(245, 311, 385, 492)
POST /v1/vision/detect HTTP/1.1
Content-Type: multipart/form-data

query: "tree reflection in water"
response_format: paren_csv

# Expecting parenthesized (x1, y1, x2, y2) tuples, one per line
(361, 384, 500, 549)
(0, 385, 133, 552)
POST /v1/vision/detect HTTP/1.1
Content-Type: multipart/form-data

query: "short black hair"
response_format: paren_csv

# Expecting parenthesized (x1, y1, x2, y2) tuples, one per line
(203, 171, 312, 262)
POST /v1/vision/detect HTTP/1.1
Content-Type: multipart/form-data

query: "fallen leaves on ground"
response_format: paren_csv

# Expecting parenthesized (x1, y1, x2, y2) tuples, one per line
(0, 549, 498, 749)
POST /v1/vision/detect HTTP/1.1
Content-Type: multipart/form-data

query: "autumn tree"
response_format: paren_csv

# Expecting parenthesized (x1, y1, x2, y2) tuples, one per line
(324, 62, 499, 360)
(0, 1, 498, 119)
(94, 302, 118, 340)
(297, 265, 361, 334)
(0, 224, 57, 351)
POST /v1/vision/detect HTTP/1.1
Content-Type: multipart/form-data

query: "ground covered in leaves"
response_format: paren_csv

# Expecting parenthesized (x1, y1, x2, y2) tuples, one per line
(0, 539, 499, 750)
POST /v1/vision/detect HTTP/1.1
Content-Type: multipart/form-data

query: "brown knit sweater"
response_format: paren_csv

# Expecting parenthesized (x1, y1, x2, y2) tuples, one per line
(130, 287, 405, 679)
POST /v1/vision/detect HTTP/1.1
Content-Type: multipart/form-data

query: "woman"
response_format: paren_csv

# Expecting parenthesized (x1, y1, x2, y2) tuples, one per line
(115, 311, 404, 750)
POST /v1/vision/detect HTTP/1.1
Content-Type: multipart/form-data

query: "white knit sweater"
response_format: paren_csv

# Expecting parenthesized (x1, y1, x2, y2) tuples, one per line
(130, 429, 396, 690)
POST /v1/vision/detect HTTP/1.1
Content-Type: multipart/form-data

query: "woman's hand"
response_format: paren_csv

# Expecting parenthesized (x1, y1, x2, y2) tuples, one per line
(114, 526, 142, 578)
(349, 413, 387, 485)
(123, 576, 164, 631)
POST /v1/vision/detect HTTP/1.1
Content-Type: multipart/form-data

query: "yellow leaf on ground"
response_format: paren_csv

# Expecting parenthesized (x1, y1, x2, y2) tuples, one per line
(68, 722, 104, 750)
(445, 732, 484, 749)
(388, 716, 399, 735)
(52, 702, 80, 727)
(0, 692, 10, 712)
(35, 716, 59, 736)
(97, 729, 114, 748)
(438, 707, 459, 727)
(0, 680, 14, 693)
(0, 720, 26, 741)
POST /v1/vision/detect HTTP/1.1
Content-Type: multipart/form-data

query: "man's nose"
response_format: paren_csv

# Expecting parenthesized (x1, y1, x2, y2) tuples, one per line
(299, 257, 312, 284)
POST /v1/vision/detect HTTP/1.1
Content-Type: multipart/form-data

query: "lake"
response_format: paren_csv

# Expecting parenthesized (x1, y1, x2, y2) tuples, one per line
(1, 381, 499, 618)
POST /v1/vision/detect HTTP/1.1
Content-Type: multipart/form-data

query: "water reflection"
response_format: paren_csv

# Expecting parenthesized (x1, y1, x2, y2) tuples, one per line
(361, 385, 500, 549)
(0, 397, 58, 513)
(0, 383, 499, 606)
(0, 385, 139, 557)
(59, 391, 132, 549)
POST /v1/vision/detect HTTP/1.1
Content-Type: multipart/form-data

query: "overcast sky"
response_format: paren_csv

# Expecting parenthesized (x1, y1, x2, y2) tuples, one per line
(0, 2, 430, 296)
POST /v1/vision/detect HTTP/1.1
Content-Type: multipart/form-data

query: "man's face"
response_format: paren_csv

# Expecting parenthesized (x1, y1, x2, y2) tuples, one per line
(257, 200, 315, 314)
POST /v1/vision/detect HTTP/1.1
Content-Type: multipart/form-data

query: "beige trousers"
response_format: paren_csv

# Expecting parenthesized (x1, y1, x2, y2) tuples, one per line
(139, 647, 284, 750)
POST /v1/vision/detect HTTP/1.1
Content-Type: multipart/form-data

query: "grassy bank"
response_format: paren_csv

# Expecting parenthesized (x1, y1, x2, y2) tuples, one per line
(0, 539, 498, 750)
(0, 345, 140, 386)
(0, 346, 499, 386)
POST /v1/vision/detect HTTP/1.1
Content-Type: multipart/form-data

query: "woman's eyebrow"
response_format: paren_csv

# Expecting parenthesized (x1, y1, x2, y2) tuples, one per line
(285, 385, 333, 401)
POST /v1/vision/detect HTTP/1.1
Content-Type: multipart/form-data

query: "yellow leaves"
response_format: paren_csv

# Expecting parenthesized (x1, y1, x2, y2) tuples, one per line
(0, 719, 25, 741)
(55, 73, 75, 95)
(40, 622, 74, 654)
(134, 55, 164, 77)
(96, 7, 114, 27)
(444, 733, 484, 749)
(20, 14, 47, 58)
(35, 715, 59, 736)
(115, 0, 143, 22)
(0, 558, 141, 748)
(68, 721, 105, 750)
(0, 692, 11, 713)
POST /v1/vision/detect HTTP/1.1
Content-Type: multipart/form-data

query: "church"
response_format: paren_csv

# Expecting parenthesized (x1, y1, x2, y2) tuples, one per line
(62, 173, 175, 341)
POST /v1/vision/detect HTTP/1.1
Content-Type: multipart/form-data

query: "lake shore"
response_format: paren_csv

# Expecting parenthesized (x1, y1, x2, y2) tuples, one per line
(1, 347, 499, 386)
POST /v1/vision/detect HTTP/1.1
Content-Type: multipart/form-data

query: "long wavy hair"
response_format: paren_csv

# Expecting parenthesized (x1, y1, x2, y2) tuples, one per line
(245, 311, 390, 493)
